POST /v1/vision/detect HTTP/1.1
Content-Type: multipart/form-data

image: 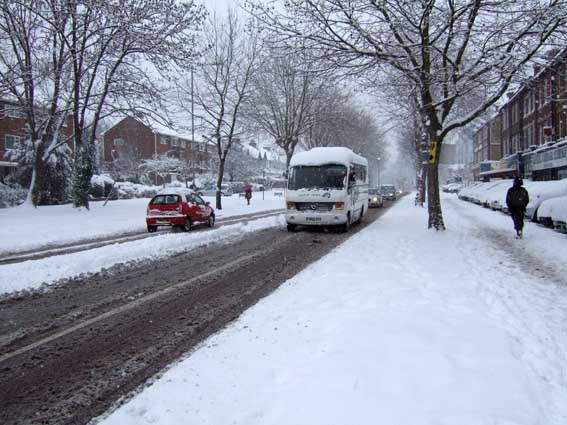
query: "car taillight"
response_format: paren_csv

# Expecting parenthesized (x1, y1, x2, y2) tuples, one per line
(286, 201, 296, 210)
(335, 202, 344, 210)
(177, 203, 183, 212)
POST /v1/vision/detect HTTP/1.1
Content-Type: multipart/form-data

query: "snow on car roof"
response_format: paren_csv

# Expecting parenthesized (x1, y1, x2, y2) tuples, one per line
(156, 188, 193, 197)
(289, 147, 367, 168)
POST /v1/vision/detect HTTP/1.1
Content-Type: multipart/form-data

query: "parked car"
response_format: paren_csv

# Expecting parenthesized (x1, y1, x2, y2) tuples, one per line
(536, 195, 567, 232)
(229, 181, 246, 195)
(442, 182, 463, 193)
(522, 179, 567, 220)
(146, 190, 215, 232)
(380, 184, 397, 200)
(368, 188, 384, 208)
(201, 184, 233, 197)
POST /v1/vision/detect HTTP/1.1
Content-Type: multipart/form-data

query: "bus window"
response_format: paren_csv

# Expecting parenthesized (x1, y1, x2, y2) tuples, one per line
(288, 164, 347, 190)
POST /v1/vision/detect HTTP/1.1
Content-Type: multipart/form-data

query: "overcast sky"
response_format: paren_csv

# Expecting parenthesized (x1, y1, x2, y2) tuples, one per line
(201, 0, 242, 13)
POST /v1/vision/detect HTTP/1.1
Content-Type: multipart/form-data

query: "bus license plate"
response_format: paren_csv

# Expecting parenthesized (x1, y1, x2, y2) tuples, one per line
(306, 217, 322, 222)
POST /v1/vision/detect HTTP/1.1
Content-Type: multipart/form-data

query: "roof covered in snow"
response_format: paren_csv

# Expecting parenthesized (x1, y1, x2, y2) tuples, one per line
(290, 147, 367, 168)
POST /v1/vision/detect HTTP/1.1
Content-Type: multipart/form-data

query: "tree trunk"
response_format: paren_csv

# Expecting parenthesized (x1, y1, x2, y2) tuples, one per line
(427, 161, 445, 230)
(27, 141, 49, 207)
(415, 165, 426, 207)
(216, 157, 226, 210)
(72, 143, 94, 209)
(285, 151, 293, 178)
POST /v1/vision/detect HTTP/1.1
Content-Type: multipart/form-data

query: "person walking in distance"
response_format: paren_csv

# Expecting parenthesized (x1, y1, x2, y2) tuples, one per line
(506, 177, 530, 239)
(244, 183, 253, 206)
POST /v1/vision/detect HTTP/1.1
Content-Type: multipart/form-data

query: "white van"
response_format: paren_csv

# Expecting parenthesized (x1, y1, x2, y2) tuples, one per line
(285, 147, 368, 232)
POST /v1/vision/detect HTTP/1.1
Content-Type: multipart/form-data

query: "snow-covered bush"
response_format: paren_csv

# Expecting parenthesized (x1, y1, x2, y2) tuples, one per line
(115, 181, 160, 199)
(0, 182, 27, 208)
(90, 174, 115, 199)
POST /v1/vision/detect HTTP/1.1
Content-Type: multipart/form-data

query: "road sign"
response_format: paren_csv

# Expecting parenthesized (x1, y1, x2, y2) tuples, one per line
(428, 141, 437, 164)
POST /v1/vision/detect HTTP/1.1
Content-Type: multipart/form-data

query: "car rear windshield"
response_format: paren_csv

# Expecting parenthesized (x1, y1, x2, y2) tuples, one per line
(151, 195, 180, 205)
(368, 189, 380, 195)
(288, 164, 347, 190)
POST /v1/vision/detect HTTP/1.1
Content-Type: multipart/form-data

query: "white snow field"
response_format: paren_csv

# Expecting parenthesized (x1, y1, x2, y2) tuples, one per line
(0, 191, 285, 255)
(96, 194, 567, 425)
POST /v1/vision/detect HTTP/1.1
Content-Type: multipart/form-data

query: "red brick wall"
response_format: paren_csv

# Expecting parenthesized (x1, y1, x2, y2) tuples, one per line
(102, 117, 213, 174)
(0, 101, 74, 161)
(0, 101, 28, 161)
(103, 117, 155, 162)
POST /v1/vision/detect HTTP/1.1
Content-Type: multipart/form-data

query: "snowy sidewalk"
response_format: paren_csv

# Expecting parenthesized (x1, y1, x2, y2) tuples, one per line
(96, 194, 567, 425)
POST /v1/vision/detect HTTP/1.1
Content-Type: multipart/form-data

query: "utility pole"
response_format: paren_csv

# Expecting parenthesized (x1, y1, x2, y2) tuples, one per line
(191, 65, 196, 187)
(262, 168, 265, 200)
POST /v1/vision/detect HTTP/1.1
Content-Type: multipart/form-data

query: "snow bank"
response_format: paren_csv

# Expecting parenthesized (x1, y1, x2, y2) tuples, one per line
(0, 193, 285, 255)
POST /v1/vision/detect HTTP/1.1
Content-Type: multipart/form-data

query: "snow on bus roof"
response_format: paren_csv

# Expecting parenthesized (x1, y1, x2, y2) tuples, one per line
(289, 147, 367, 167)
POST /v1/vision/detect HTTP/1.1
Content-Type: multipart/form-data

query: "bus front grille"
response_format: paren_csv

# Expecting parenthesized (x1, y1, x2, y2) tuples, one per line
(295, 202, 334, 212)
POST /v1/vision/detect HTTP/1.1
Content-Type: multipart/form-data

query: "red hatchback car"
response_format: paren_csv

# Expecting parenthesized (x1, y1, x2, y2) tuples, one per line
(146, 191, 215, 233)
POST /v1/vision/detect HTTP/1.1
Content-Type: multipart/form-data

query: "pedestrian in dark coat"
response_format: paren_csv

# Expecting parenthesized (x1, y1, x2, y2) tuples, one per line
(506, 177, 530, 238)
(244, 183, 253, 205)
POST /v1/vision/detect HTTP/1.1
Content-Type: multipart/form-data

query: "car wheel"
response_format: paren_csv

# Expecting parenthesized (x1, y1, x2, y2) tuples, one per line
(208, 214, 215, 228)
(183, 217, 192, 232)
(287, 223, 297, 232)
(147, 225, 157, 233)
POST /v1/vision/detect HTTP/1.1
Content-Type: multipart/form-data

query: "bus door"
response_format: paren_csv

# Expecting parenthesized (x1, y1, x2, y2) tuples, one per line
(348, 165, 357, 213)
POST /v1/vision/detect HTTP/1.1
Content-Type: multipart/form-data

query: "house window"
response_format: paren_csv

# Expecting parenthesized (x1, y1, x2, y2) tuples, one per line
(5, 134, 21, 149)
(171, 137, 179, 147)
(4, 105, 25, 119)
(113, 138, 125, 146)
(160, 135, 169, 145)
(545, 78, 551, 102)
(179, 139, 186, 148)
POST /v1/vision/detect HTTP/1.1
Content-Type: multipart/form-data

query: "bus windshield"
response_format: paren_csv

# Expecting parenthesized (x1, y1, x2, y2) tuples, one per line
(288, 164, 347, 190)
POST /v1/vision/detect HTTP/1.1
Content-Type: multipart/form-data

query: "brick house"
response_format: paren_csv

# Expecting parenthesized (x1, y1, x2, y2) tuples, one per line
(102, 116, 213, 182)
(0, 99, 74, 183)
(473, 47, 567, 179)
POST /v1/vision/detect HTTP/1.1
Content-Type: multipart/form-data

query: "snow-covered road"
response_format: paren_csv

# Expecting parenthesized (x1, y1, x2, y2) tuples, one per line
(96, 194, 567, 425)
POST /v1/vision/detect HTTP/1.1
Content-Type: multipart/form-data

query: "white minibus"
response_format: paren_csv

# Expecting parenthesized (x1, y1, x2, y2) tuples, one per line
(285, 147, 368, 232)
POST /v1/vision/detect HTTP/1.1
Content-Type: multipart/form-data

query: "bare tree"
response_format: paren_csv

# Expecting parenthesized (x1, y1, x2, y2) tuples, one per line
(0, 0, 206, 208)
(176, 10, 260, 210)
(248, 0, 567, 229)
(245, 50, 325, 172)
(61, 0, 205, 209)
(0, 0, 71, 206)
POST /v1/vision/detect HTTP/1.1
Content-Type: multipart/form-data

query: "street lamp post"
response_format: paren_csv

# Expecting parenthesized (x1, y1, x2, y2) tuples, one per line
(376, 157, 381, 187)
